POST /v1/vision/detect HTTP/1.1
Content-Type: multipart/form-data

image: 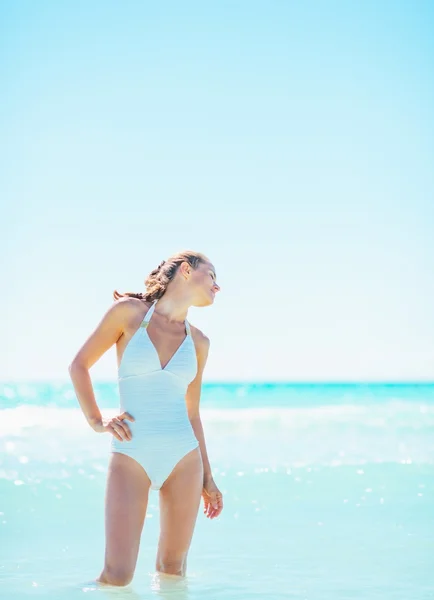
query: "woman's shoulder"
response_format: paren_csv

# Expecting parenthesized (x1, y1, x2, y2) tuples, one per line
(114, 296, 151, 309)
(108, 296, 152, 324)
(189, 323, 210, 353)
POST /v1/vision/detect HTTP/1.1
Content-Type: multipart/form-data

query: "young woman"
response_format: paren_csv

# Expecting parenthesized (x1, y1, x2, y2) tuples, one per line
(69, 250, 223, 586)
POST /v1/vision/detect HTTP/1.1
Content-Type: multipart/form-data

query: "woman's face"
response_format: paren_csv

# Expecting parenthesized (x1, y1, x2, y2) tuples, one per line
(190, 261, 220, 306)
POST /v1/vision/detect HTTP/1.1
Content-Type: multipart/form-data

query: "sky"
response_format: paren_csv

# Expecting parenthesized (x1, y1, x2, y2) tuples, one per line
(1, 0, 434, 382)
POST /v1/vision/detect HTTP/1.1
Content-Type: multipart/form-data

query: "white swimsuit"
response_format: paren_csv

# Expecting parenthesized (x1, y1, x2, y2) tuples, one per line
(111, 300, 199, 490)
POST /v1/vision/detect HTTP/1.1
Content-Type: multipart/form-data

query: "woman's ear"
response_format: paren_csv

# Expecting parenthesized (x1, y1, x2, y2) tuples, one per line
(180, 261, 191, 279)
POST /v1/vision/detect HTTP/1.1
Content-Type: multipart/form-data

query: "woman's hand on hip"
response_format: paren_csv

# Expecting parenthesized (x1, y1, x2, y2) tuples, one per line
(202, 478, 223, 519)
(91, 412, 135, 442)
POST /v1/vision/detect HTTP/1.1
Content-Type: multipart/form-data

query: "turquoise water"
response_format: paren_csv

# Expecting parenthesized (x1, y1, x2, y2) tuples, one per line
(1, 382, 434, 599)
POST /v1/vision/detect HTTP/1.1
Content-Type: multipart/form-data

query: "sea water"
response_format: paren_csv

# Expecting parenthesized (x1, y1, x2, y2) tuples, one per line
(1, 382, 433, 599)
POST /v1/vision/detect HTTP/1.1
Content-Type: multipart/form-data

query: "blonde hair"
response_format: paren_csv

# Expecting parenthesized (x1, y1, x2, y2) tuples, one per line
(113, 250, 209, 302)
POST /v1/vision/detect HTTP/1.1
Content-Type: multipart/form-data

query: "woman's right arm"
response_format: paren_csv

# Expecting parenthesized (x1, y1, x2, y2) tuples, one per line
(68, 299, 134, 435)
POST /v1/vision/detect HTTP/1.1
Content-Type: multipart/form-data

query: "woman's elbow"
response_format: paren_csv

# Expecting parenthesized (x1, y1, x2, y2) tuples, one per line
(68, 358, 86, 377)
(188, 412, 201, 424)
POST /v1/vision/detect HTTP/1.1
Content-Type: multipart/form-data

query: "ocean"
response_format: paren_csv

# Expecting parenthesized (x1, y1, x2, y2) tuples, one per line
(1, 382, 433, 599)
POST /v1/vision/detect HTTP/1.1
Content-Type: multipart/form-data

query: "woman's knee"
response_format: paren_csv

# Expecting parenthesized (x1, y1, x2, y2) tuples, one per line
(156, 554, 186, 577)
(98, 564, 134, 587)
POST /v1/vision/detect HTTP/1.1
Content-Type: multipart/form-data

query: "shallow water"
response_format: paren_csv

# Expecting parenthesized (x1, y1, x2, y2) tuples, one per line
(1, 383, 433, 599)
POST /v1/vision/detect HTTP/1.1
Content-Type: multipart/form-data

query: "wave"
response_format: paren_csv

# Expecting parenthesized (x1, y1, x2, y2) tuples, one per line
(1, 381, 434, 409)
(1, 404, 433, 475)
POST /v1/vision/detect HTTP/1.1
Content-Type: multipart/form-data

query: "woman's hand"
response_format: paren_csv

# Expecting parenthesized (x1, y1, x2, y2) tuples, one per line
(202, 478, 223, 519)
(91, 412, 135, 442)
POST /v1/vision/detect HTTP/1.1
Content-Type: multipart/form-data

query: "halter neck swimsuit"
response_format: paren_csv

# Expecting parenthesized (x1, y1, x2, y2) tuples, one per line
(111, 300, 199, 490)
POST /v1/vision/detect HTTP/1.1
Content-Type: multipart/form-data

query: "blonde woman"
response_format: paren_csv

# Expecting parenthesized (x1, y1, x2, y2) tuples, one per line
(69, 250, 223, 586)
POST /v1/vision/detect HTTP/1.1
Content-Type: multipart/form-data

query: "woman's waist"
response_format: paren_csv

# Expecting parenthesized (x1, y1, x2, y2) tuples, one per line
(111, 422, 197, 450)
(117, 408, 193, 432)
(126, 415, 193, 430)
(118, 388, 187, 408)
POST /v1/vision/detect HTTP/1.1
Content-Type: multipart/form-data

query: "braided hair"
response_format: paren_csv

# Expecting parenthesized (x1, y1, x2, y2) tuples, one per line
(113, 250, 209, 303)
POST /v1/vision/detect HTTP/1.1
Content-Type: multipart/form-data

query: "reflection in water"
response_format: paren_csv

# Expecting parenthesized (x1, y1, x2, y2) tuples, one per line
(80, 580, 144, 599)
(78, 573, 190, 600)
(150, 572, 190, 599)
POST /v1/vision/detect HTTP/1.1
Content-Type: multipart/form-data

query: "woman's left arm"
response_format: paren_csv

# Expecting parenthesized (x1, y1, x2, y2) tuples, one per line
(185, 333, 223, 519)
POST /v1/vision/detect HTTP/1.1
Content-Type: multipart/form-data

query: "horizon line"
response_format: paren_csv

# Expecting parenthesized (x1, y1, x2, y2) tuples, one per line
(1, 379, 434, 386)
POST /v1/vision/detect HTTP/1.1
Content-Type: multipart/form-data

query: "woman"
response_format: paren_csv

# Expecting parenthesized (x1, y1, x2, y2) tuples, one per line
(69, 250, 223, 586)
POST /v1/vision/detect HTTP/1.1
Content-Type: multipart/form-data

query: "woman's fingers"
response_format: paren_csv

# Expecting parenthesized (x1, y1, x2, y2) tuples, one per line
(203, 491, 223, 519)
(209, 493, 223, 519)
(118, 420, 132, 440)
(108, 422, 123, 441)
(110, 418, 131, 441)
(203, 497, 210, 515)
(119, 412, 135, 422)
(109, 413, 134, 441)
(115, 413, 135, 439)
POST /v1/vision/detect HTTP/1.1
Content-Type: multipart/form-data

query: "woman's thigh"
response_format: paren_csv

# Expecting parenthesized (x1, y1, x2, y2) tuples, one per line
(156, 448, 203, 571)
(100, 452, 152, 583)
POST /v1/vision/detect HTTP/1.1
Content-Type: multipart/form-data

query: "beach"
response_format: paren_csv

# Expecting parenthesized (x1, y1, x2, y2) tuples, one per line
(1, 382, 433, 599)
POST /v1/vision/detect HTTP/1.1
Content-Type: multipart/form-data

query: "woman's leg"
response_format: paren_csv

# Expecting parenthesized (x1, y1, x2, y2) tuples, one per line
(97, 453, 152, 586)
(156, 447, 203, 577)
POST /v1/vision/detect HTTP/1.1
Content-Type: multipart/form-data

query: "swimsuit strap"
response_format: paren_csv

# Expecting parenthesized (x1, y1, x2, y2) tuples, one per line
(185, 319, 192, 336)
(140, 300, 158, 328)
(141, 299, 191, 336)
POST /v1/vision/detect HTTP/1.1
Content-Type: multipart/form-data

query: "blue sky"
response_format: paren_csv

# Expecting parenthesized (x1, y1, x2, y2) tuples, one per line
(1, 0, 433, 381)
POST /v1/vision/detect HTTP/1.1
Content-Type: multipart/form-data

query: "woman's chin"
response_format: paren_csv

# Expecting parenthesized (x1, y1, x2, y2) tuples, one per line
(195, 295, 214, 308)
